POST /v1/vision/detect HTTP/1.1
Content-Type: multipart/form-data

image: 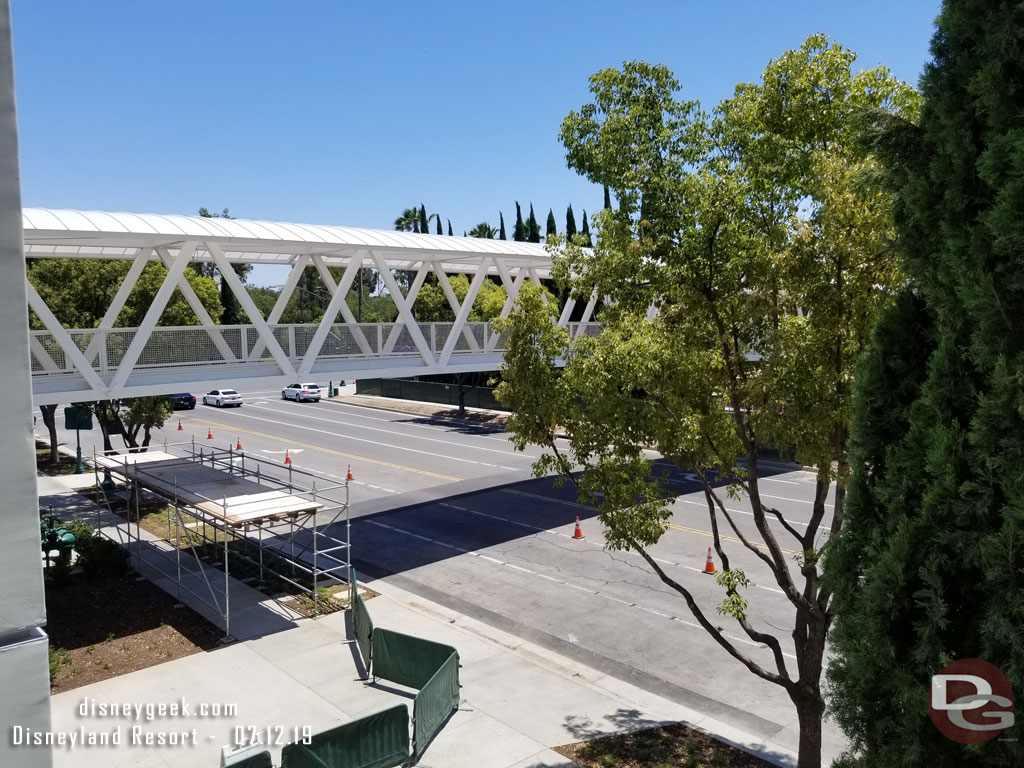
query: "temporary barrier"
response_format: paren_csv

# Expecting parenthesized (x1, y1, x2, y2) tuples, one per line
(280, 704, 409, 768)
(345, 571, 460, 763)
(221, 746, 273, 767)
(357, 377, 502, 411)
(372, 629, 457, 690)
(351, 571, 373, 675)
(412, 649, 460, 759)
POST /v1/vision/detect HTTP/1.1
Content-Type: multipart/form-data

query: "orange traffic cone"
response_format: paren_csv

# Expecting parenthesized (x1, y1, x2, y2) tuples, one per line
(346, 464, 353, 481)
(207, 427, 213, 440)
(572, 516, 584, 539)
(702, 547, 716, 575)
(236, 437, 243, 451)
(177, 419, 183, 431)
(284, 450, 291, 465)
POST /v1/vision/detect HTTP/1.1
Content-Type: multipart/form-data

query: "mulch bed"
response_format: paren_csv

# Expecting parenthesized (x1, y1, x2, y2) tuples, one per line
(555, 721, 774, 768)
(45, 573, 225, 694)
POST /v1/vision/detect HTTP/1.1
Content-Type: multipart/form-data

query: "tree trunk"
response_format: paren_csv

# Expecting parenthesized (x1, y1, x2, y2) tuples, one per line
(91, 404, 115, 453)
(40, 403, 60, 464)
(792, 685, 825, 768)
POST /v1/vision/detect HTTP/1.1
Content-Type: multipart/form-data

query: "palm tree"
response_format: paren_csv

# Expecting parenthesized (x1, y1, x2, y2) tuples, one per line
(468, 222, 498, 239)
(394, 207, 420, 232)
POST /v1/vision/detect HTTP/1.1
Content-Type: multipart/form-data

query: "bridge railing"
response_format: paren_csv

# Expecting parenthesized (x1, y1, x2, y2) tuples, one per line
(29, 321, 602, 378)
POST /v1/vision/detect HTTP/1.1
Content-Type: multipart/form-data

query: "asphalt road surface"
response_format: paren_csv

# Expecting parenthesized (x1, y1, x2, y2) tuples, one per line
(38, 387, 845, 760)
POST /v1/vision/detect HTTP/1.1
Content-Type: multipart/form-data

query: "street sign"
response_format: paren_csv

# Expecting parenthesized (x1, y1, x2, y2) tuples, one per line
(63, 406, 93, 431)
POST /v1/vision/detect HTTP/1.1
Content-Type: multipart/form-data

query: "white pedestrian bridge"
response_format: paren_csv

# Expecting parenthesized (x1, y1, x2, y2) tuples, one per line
(24, 209, 601, 405)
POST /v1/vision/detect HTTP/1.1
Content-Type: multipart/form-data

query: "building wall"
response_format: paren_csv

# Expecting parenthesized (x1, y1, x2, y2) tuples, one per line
(0, 1, 54, 766)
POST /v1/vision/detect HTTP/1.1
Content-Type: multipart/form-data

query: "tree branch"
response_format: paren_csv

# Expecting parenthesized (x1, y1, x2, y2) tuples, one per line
(631, 535, 792, 688)
(765, 505, 805, 543)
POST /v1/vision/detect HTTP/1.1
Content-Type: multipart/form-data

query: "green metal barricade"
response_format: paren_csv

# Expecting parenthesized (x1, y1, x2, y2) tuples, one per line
(221, 747, 273, 768)
(280, 704, 409, 768)
(372, 628, 457, 690)
(412, 650, 460, 759)
(351, 571, 373, 676)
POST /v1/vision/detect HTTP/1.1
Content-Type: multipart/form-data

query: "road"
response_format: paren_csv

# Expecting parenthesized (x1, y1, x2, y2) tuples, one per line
(37, 387, 845, 760)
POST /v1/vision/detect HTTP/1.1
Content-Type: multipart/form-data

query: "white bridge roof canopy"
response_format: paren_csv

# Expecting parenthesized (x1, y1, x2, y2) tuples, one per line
(22, 208, 556, 275)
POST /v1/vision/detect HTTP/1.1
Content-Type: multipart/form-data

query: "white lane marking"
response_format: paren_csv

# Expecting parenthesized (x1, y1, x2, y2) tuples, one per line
(365, 520, 468, 553)
(759, 492, 833, 508)
(249, 401, 537, 460)
(209, 409, 523, 471)
(674, 498, 830, 533)
(441, 501, 782, 594)
(363, 516, 796, 660)
(761, 477, 801, 485)
(309, 399, 529, 443)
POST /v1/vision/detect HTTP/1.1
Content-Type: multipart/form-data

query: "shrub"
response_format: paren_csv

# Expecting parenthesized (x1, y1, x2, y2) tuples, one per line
(75, 536, 130, 579)
(48, 646, 71, 680)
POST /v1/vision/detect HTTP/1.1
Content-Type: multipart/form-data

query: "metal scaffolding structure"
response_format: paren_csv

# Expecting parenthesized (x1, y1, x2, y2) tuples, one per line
(89, 441, 351, 639)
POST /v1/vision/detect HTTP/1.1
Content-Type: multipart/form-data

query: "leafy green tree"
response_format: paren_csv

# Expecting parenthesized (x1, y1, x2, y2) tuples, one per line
(246, 286, 278, 319)
(498, 212, 507, 240)
(412, 273, 510, 322)
(527, 204, 541, 243)
(497, 42, 917, 768)
(513, 202, 526, 241)
(28, 260, 221, 328)
(565, 205, 577, 243)
(546, 209, 557, 240)
(826, 3, 1024, 767)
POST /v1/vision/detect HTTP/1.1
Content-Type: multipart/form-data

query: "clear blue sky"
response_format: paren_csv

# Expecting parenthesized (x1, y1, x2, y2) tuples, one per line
(11, 1, 940, 286)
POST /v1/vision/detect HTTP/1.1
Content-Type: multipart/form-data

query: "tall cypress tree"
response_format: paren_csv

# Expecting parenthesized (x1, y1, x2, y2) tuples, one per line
(418, 204, 429, 235)
(527, 203, 541, 243)
(827, 4, 1024, 767)
(498, 212, 507, 240)
(513, 202, 526, 242)
(565, 205, 577, 243)
(603, 184, 611, 210)
(447, 219, 453, 236)
(546, 208, 557, 240)
(435, 216, 443, 235)
(580, 210, 591, 247)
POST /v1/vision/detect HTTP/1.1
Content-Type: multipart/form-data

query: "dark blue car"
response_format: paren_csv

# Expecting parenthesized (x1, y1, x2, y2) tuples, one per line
(169, 393, 196, 410)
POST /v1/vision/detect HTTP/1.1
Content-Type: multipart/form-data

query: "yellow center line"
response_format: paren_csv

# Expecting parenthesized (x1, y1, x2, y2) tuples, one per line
(179, 416, 462, 482)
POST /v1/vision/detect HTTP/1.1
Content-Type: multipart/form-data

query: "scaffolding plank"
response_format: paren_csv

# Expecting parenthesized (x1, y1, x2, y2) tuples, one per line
(94, 451, 322, 525)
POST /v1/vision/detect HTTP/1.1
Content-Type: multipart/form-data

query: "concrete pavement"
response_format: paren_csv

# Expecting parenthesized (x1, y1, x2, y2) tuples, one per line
(38, 478, 797, 768)
(34, 393, 842, 764)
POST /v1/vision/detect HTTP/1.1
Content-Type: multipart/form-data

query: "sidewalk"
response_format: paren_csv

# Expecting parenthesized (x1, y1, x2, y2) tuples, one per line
(46, 571, 797, 768)
(37, 454, 800, 768)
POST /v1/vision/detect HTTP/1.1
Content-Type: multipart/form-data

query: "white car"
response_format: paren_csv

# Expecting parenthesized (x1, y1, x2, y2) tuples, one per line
(281, 383, 321, 402)
(203, 389, 243, 407)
